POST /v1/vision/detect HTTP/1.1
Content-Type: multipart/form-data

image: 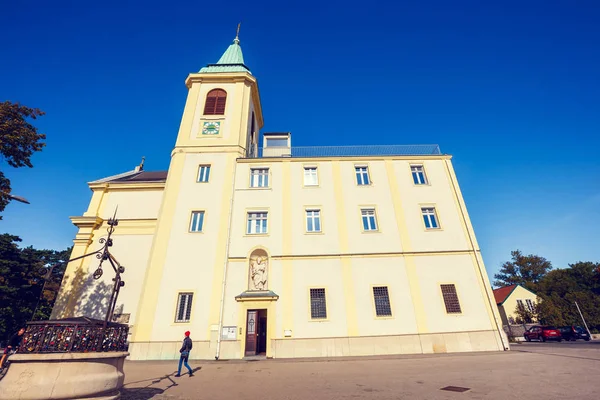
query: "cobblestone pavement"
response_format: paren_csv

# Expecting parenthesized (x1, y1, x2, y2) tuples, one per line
(121, 344, 600, 400)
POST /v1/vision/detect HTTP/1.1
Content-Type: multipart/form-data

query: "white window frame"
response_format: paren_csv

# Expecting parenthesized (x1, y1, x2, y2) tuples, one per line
(189, 211, 205, 232)
(250, 168, 269, 188)
(175, 292, 193, 323)
(247, 211, 268, 234)
(306, 209, 322, 232)
(197, 165, 211, 182)
(525, 299, 535, 312)
(421, 207, 440, 229)
(355, 166, 370, 185)
(361, 208, 378, 231)
(411, 165, 428, 185)
(303, 167, 318, 186)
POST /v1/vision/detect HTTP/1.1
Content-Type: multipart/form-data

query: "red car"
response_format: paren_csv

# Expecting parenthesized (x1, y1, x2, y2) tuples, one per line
(524, 325, 562, 342)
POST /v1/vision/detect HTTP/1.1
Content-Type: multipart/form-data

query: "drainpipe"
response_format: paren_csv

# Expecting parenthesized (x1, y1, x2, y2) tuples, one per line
(215, 157, 238, 360)
(444, 159, 509, 351)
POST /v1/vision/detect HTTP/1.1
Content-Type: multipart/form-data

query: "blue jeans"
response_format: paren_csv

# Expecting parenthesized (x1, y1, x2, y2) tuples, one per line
(178, 353, 192, 375)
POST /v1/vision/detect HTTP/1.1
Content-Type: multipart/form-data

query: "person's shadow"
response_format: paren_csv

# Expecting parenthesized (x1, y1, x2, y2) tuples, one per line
(120, 367, 202, 399)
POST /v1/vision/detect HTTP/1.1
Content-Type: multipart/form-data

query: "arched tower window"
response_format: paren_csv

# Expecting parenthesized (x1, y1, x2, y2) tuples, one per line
(248, 249, 268, 291)
(203, 89, 227, 115)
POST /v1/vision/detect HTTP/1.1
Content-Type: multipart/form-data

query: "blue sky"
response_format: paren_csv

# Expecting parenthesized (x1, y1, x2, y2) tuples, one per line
(1, 0, 599, 279)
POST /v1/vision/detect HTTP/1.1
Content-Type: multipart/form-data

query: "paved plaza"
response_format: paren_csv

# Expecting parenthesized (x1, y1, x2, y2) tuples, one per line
(121, 341, 600, 399)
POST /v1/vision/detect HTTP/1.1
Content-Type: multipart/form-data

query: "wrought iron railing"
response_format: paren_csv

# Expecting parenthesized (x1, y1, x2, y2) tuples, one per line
(18, 317, 129, 354)
(257, 144, 442, 158)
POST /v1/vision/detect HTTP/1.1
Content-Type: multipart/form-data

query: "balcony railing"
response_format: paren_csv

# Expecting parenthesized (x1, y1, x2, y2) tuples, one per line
(257, 144, 441, 158)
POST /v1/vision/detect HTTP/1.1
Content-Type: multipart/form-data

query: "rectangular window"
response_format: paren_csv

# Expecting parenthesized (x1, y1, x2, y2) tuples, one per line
(373, 286, 392, 317)
(526, 299, 535, 312)
(189, 211, 205, 232)
(306, 209, 321, 232)
(247, 212, 268, 234)
(440, 284, 462, 314)
(197, 165, 211, 182)
(175, 292, 193, 323)
(411, 165, 428, 185)
(516, 299, 524, 309)
(310, 288, 327, 319)
(361, 208, 378, 231)
(355, 166, 370, 185)
(266, 138, 288, 147)
(303, 167, 318, 186)
(421, 207, 440, 229)
(250, 168, 269, 188)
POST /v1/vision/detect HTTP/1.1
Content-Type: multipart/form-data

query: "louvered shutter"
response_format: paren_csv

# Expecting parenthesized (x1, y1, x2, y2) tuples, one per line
(203, 89, 227, 115)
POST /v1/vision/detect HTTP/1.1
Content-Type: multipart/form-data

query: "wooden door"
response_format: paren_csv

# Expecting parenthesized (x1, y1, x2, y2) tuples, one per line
(245, 310, 258, 356)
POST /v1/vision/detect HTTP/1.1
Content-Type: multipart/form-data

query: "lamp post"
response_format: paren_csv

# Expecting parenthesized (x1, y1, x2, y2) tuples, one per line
(8, 194, 30, 204)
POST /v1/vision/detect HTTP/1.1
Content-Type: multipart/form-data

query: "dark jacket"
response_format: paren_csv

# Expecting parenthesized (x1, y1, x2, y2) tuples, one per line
(8, 333, 23, 348)
(180, 337, 193, 354)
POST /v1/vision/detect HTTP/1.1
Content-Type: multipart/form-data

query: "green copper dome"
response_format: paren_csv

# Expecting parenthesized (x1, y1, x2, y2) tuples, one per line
(199, 37, 251, 74)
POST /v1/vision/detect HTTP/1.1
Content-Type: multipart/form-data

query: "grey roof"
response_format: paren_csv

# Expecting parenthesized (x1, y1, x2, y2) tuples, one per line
(110, 171, 168, 182)
(235, 290, 279, 300)
(257, 144, 442, 158)
(90, 170, 168, 184)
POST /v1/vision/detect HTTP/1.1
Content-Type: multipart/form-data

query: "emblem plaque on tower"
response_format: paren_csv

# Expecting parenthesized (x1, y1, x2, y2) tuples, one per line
(202, 121, 220, 135)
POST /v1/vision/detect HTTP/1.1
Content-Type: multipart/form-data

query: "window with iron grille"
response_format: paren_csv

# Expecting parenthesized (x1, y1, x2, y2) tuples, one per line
(197, 165, 211, 182)
(250, 168, 269, 187)
(355, 166, 370, 185)
(306, 209, 321, 232)
(421, 207, 440, 229)
(440, 284, 462, 314)
(411, 165, 428, 185)
(373, 286, 392, 317)
(203, 89, 227, 115)
(189, 211, 205, 232)
(304, 167, 318, 186)
(310, 288, 327, 319)
(247, 212, 268, 234)
(361, 208, 378, 231)
(175, 293, 193, 322)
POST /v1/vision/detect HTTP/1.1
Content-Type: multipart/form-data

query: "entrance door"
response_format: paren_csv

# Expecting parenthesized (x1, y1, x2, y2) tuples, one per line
(245, 309, 267, 356)
(257, 310, 267, 354)
(245, 310, 257, 356)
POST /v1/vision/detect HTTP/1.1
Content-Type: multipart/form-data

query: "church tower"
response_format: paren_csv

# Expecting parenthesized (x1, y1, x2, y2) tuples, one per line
(130, 33, 264, 359)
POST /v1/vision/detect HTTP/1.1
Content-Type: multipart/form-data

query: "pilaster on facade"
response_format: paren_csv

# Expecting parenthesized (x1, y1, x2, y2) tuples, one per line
(70, 216, 104, 246)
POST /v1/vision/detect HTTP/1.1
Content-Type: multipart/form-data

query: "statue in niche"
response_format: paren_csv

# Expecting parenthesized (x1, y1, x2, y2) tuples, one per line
(249, 251, 268, 291)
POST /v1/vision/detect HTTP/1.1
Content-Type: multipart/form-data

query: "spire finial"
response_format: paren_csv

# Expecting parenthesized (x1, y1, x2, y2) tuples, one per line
(235, 23, 241, 43)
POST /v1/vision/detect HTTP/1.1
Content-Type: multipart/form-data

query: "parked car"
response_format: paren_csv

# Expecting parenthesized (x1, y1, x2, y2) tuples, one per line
(559, 326, 591, 341)
(524, 325, 562, 342)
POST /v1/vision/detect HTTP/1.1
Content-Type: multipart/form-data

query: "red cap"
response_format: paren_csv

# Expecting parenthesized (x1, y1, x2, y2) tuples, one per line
(185, 331, 190, 337)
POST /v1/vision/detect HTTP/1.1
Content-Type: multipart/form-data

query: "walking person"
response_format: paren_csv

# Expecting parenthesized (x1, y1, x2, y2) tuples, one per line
(175, 331, 193, 377)
(0, 327, 25, 371)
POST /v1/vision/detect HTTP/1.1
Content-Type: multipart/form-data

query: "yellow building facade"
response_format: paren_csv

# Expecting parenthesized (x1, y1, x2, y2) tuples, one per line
(52, 35, 509, 360)
(494, 284, 538, 325)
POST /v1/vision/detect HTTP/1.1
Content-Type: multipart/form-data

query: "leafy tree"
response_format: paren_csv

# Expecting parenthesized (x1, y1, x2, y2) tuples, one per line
(493, 250, 552, 291)
(536, 262, 600, 330)
(0, 101, 46, 217)
(0, 234, 71, 342)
